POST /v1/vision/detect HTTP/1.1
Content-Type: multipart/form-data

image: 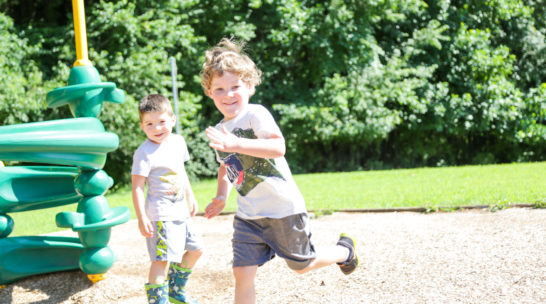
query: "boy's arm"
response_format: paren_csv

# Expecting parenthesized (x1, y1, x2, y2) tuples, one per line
(181, 168, 199, 216)
(131, 174, 153, 237)
(204, 163, 232, 219)
(206, 125, 285, 159)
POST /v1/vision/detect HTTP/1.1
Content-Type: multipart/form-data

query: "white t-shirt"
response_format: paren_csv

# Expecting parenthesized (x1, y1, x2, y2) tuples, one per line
(132, 134, 190, 221)
(215, 104, 307, 219)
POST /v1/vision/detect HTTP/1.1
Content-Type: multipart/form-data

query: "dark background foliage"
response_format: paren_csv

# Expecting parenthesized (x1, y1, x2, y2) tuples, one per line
(0, 0, 544, 187)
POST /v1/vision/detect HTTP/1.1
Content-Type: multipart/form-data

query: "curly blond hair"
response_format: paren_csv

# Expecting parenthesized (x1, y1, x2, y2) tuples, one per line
(200, 38, 262, 93)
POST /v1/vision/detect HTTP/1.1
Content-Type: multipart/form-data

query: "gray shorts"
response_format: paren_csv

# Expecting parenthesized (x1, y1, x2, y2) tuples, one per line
(146, 219, 202, 262)
(232, 213, 316, 270)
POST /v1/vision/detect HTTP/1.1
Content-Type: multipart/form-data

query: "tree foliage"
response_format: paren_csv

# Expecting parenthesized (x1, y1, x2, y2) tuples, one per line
(0, 0, 544, 186)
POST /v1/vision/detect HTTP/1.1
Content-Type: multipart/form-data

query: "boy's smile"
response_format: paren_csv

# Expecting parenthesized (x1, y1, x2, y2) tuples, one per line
(208, 71, 255, 121)
(140, 111, 176, 144)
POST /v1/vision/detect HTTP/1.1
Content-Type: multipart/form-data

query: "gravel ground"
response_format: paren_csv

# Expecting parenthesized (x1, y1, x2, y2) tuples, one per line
(1, 207, 545, 304)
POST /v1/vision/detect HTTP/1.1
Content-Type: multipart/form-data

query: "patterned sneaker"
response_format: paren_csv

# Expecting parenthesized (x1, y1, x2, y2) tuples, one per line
(336, 233, 359, 275)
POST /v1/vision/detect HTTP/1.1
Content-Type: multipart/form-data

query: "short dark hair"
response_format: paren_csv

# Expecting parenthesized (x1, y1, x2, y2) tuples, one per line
(138, 94, 174, 120)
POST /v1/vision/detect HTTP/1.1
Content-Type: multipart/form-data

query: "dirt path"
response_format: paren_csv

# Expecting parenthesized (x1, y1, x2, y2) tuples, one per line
(2, 208, 545, 304)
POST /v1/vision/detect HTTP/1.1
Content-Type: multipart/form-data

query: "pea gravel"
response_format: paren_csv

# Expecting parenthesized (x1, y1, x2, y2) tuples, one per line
(1, 207, 545, 304)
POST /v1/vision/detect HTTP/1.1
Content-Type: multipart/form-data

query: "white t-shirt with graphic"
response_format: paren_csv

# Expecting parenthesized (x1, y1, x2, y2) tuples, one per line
(132, 134, 190, 221)
(215, 104, 307, 219)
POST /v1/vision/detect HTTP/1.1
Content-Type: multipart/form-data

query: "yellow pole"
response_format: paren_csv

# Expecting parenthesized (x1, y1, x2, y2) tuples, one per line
(72, 0, 92, 67)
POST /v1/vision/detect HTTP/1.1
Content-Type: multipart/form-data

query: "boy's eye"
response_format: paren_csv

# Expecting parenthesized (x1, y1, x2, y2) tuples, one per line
(232, 86, 239, 90)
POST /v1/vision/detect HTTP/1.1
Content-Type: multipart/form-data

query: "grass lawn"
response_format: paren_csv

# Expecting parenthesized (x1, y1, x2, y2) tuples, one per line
(8, 161, 546, 236)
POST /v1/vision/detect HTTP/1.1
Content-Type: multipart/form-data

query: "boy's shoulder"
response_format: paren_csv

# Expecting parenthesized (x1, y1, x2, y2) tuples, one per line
(137, 134, 185, 149)
(247, 104, 277, 125)
(217, 104, 275, 132)
(247, 103, 270, 114)
(135, 139, 151, 152)
(237, 103, 271, 122)
(132, 139, 154, 162)
(168, 133, 187, 146)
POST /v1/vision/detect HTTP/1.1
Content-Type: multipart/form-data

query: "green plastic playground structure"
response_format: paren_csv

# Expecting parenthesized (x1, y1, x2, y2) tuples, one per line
(0, 0, 130, 285)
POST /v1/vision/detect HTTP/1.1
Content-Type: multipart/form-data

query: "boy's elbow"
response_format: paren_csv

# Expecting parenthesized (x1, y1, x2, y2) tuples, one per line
(275, 138, 286, 157)
(269, 145, 285, 158)
(263, 136, 285, 158)
(277, 145, 286, 158)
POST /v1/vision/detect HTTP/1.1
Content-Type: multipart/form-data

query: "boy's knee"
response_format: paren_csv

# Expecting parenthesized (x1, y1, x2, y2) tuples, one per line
(151, 260, 169, 268)
(286, 259, 313, 274)
(292, 267, 310, 275)
(233, 266, 257, 281)
(232, 267, 247, 277)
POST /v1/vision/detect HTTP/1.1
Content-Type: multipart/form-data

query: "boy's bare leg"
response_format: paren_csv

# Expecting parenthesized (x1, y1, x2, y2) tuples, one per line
(233, 265, 258, 304)
(148, 260, 169, 284)
(179, 249, 203, 269)
(294, 245, 349, 274)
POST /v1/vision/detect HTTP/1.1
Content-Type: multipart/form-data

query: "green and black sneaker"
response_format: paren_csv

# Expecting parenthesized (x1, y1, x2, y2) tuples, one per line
(336, 233, 359, 275)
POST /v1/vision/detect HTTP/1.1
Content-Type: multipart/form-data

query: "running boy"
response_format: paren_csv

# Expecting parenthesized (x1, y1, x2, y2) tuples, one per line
(132, 94, 203, 304)
(201, 38, 359, 304)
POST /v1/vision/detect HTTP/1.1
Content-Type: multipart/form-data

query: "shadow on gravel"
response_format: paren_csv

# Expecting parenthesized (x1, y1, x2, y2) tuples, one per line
(0, 270, 91, 304)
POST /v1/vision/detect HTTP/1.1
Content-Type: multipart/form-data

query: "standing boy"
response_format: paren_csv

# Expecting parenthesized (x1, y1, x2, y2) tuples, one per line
(132, 94, 203, 304)
(201, 38, 359, 304)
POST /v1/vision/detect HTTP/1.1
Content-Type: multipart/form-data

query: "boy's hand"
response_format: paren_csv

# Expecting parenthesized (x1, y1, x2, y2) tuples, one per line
(189, 199, 198, 217)
(138, 216, 153, 238)
(206, 126, 240, 152)
(204, 196, 226, 219)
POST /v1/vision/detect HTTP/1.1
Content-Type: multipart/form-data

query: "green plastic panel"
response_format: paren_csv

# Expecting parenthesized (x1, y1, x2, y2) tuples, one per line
(0, 166, 82, 213)
(0, 61, 127, 285)
(0, 118, 118, 169)
(46, 66, 124, 118)
(56, 206, 130, 232)
(0, 117, 105, 134)
(0, 236, 83, 284)
(47, 83, 118, 108)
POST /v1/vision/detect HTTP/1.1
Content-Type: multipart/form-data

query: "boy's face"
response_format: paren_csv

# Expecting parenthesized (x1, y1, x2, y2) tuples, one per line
(207, 71, 255, 121)
(140, 111, 176, 144)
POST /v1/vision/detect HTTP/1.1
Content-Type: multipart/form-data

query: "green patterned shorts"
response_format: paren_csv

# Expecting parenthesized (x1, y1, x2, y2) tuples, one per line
(146, 219, 202, 262)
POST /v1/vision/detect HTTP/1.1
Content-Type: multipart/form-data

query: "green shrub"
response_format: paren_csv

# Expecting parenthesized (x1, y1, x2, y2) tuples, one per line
(0, 1, 544, 186)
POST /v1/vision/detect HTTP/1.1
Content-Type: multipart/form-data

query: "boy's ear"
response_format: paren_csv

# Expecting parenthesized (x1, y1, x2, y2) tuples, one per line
(248, 84, 256, 96)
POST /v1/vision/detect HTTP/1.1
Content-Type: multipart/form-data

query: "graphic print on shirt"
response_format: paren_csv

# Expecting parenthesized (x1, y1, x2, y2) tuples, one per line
(159, 171, 184, 203)
(217, 127, 285, 196)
